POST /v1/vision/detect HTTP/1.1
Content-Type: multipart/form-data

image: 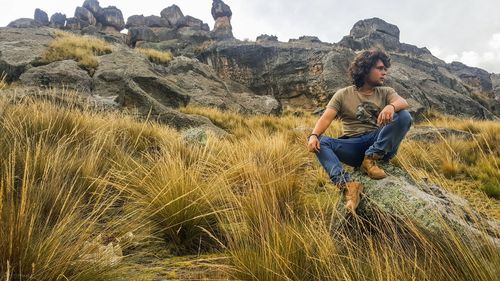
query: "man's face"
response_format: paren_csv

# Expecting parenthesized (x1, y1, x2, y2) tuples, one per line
(365, 59, 387, 87)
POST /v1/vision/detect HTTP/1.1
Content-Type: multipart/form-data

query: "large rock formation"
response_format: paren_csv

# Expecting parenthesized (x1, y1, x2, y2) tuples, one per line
(75, 6, 97, 26)
(0, 28, 54, 82)
(98, 6, 125, 31)
(7, 18, 40, 28)
(19, 60, 93, 91)
(211, 0, 233, 40)
(49, 13, 67, 29)
(197, 17, 498, 119)
(34, 9, 49, 26)
(2, 1, 500, 120)
(160, 5, 184, 27)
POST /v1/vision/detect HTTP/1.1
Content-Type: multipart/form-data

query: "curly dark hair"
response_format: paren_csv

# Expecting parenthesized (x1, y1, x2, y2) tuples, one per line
(348, 49, 391, 88)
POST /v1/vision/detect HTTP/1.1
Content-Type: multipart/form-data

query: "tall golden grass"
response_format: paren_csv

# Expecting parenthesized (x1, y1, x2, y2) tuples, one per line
(0, 72, 8, 90)
(40, 31, 112, 71)
(0, 89, 498, 280)
(135, 48, 174, 66)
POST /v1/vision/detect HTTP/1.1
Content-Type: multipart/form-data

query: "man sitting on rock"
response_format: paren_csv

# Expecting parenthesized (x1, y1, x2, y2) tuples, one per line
(307, 49, 412, 214)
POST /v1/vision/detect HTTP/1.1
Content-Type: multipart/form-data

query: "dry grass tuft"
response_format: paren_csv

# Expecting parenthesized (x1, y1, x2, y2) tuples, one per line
(41, 31, 112, 71)
(136, 48, 174, 66)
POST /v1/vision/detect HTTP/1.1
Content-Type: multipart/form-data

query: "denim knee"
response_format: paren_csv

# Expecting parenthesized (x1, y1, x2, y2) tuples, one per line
(395, 110, 413, 128)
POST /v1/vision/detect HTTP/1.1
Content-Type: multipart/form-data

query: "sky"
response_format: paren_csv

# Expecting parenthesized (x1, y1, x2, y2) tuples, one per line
(1, 0, 499, 73)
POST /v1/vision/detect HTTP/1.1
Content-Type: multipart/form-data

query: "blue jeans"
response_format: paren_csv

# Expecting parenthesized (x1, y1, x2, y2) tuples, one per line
(315, 110, 412, 185)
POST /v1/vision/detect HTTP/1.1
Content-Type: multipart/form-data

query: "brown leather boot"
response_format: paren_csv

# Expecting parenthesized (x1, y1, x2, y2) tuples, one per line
(361, 154, 387, 179)
(344, 181, 363, 214)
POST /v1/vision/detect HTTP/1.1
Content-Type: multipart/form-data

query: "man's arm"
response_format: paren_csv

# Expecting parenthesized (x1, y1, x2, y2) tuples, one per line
(389, 96, 409, 112)
(307, 108, 337, 153)
(311, 108, 337, 136)
(378, 96, 409, 126)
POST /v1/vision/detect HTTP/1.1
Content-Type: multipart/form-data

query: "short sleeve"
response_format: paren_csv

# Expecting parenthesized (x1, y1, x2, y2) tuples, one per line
(385, 87, 401, 105)
(326, 89, 343, 113)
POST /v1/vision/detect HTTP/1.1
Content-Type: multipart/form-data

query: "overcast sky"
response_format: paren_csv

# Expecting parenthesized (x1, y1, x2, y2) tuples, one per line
(2, 0, 499, 73)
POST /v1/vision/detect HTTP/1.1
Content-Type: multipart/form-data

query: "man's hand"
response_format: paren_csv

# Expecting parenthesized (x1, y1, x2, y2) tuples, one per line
(307, 135, 320, 153)
(377, 105, 395, 126)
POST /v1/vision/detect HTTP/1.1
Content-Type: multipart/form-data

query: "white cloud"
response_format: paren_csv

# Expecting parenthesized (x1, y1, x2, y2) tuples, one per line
(443, 53, 458, 63)
(488, 33, 500, 50)
(460, 51, 480, 66)
(429, 47, 442, 57)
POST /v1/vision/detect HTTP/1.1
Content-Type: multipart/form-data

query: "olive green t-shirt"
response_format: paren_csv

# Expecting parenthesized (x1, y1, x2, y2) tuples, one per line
(326, 85, 401, 137)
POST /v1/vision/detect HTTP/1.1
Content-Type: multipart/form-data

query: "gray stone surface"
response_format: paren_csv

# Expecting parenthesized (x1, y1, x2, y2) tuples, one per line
(19, 60, 93, 91)
(341, 164, 500, 248)
(0, 27, 54, 82)
(125, 15, 146, 29)
(98, 6, 125, 31)
(160, 5, 184, 27)
(34, 9, 49, 26)
(211, 0, 232, 19)
(50, 13, 67, 28)
(406, 126, 474, 142)
(211, 16, 233, 40)
(75, 6, 97, 26)
(7, 18, 40, 28)
(144, 15, 170, 28)
(127, 26, 159, 46)
(198, 32, 497, 119)
(83, 0, 104, 19)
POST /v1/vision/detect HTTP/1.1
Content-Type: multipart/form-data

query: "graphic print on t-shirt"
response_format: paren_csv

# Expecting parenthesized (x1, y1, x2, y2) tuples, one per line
(355, 102, 380, 126)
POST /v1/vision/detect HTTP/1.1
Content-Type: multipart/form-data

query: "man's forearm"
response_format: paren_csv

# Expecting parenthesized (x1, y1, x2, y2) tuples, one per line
(390, 98, 409, 112)
(311, 115, 331, 135)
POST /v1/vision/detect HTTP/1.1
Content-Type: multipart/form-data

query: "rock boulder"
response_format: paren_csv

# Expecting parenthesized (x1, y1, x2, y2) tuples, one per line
(50, 13, 67, 28)
(19, 60, 93, 91)
(34, 9, 49, 26)
(340, 164, 500, 249)
(7, 18, 39, 28)
(160, 5, 184, 27)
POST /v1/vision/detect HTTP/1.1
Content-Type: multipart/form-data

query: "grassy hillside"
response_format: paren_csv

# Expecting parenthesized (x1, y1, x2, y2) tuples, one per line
(0, 88, 498, 280)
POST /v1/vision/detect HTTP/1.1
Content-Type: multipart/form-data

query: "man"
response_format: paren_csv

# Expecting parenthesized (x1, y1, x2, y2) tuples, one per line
(307, 49, 412, 214)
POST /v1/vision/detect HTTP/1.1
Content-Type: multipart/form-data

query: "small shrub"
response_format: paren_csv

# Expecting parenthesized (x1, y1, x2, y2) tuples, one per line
(481, 179, 500, 199)
(136, 48, 173, 66)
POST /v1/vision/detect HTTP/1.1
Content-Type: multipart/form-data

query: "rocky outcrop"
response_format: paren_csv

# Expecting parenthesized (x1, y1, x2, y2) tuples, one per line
(197, 16, 498, 119)
(166, 56, 281, 115)
(75, 6, 97, 26)
(492, 73, 500, 96)
(256, 34, 278, 43)
(406, 126, 474, 142)
(0, 28, 54, 82)
(34, 9, 49, 26)
(447, 61, 492, 93)
(83, 0, 103, 17)
(65, 17, 89, 30)
(50, 13, 67, 28)
(211, 0, 232, 19)
(145, 15, 170, 28)
(198, 41, 355, 109)
(2, 2, 499, 121)
(93, 45, 279, 116)
(339, 18, 431, 56)
(289, 36, 322, 44)
(160, 5, 184, 27)
(211, 0, 233, 40)
(19, 60, 93, 91)
(98, 6, 125, 31)
(340, 164, 500, 249)
(7, 18, 40, 28)
(127, 27, 159, 46)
